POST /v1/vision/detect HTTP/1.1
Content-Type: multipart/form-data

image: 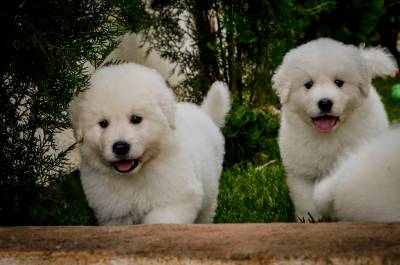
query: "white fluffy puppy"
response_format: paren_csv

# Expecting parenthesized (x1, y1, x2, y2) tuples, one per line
(272, 38, 397, 221)
(314, 128, 400, 221)
(69, 63, 230, 225)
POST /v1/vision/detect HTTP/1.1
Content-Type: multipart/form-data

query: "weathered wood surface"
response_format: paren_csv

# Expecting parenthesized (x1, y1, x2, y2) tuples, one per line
(0, 223, 399, 264)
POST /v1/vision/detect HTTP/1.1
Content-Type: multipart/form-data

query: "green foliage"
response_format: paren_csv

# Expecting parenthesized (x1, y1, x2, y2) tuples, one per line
(0, 0, 145, 225)
(144, 0, 400, 105)
(376, 0, 400, 62)
(303, 0, 400, 60)
(374, 77, 400, 123)
(223, 102, 280, 167)
(144, 0, 335, 105)
(29, 172, 97, 225)
(217, 102, 293, 223)
(303, 0, 385, 43)
(214, 161, 294, 223)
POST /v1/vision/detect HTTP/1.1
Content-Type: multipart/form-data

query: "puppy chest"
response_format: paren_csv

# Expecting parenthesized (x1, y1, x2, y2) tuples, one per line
(281, 140, 344, 180)
(106, 193, 150, 220)
(83, 178, 151, 221)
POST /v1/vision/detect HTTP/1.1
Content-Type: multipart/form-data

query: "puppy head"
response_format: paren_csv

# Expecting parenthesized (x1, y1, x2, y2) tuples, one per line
(272, 38, 397, 133)
(69, 63, 176, 175)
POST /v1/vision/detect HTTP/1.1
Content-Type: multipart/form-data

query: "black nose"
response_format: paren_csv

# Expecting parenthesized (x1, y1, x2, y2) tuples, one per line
(112, 141, 130, 156)
(318, 98, 333, 112)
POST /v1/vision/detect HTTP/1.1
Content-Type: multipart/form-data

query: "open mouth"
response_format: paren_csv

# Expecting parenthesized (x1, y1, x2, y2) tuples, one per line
(312, 115, 339, 133)
(112, 159, 140, 173)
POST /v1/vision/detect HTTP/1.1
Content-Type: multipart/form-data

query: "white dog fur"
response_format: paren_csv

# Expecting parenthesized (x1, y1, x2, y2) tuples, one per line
(100, 32, 184, 87)
(272, 38, 397, 221)
(69, 63, 230, 225)
(314, 127, 400, 221)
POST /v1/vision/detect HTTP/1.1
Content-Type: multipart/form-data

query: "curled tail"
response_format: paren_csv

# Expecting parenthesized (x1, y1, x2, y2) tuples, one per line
(201, 81, 231, 128)
(360, 46, 398, 78)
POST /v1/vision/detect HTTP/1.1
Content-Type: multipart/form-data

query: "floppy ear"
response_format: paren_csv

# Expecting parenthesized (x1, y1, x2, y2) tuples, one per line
(360, 46, 398, 78)
(158, 85, 177, 130)
(358, 82, 370, 97)
(272, 65, 291, 104)
(69, 95, 84, 142)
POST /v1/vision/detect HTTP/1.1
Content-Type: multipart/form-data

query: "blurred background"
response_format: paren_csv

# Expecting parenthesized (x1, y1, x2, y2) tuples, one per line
(1, 0, 399, 225)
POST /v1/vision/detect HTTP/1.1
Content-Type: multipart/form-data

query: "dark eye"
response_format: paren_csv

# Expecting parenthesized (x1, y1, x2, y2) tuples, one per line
(335, 79, 344, 87)
(98, 119, 109, 128)
(304, 81, 313, 89)
(130, 115, 142, 124)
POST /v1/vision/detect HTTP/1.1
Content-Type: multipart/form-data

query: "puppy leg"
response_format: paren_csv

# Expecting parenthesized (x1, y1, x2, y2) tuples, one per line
(287, 176, 321, 222)
(195, 195, 218, 224)
(313, 175, 337, 218)
(142, 201, 201, 224)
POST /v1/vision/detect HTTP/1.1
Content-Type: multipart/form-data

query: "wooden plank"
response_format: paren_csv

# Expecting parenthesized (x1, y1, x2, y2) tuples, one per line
(0, 223, 399, 264)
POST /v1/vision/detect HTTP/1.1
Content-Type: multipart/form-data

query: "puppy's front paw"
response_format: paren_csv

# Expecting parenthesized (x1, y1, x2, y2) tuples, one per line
(313, 176, 337, 218)
(142, 205, 198, 224)
(99, 215, 133, 226)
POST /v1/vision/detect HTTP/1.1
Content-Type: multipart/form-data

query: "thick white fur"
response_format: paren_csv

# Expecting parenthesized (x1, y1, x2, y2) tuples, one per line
(314, 128, 400, 221)
(360, 47, 398, 78)
(272, 38, 397, 221)
(69, 63, 230, 225)
(101, 32, 185, 87)
(201, 81, 231, 128)
(57, 33, 184, 174)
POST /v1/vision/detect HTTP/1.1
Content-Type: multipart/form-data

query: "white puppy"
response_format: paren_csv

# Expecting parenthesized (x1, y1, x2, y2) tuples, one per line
(69, 63, 230, 225)
(314, 127, 400, 221)
(272, 38, 397, 221)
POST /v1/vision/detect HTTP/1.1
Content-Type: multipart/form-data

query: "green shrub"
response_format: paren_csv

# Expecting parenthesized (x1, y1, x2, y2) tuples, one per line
(28, 171, 97, 225)
(223, 103, 280, 167)
(0, 0, 145, 225)
(374, 77, 400, 123)
(214, 161, 294, 223)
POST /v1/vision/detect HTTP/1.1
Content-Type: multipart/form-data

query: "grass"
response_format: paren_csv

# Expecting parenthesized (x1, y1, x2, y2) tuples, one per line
(214, 161, 294, 223)
(29, 171, 97, 225)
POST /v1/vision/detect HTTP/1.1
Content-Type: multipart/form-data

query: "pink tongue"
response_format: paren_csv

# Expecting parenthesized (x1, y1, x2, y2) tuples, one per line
(313, 117, 337, 132)
(115, 160, 134, 172)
